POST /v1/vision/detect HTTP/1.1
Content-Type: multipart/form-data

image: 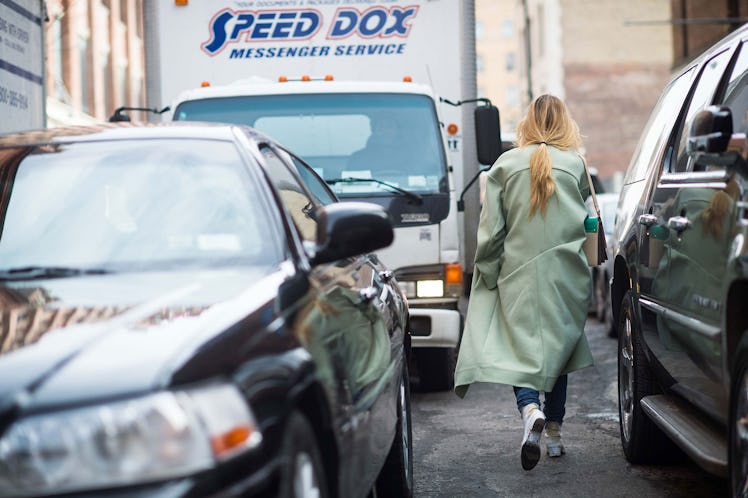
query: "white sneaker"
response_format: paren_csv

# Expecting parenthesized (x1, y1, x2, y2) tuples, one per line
(520, 404, 546, 470)
(545, 421, 565, 457)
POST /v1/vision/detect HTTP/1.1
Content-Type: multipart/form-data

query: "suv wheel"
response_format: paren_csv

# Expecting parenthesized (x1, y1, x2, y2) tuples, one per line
(617, 290, 674, 463)
(730, 343, 748, 497)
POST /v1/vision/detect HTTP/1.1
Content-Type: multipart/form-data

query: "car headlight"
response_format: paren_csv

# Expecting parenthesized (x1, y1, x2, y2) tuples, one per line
(0, 384, 261, 497)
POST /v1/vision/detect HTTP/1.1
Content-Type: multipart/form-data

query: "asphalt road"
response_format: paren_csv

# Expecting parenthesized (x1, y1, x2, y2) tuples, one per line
(410, 317, 728, 498)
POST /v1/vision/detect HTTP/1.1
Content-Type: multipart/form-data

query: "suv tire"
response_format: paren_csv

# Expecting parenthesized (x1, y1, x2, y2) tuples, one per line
(617, 290, 675, 463)
(729, 338, 748, 498)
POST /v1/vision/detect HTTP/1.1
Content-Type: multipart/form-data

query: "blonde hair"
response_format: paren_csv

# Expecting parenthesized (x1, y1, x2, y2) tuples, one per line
(516, 94, 582, 218)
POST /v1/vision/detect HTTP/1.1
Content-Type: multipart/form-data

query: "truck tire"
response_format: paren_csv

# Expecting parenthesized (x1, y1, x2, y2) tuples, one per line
(278, 411, 329, 498)
(375, 362, 414, 498)
(416, 347, 456, 392)
(617, 290, 674, 463)
(729, 338, 748, 498)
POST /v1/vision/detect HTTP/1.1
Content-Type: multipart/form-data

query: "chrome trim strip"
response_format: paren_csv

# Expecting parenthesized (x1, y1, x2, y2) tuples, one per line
(639, 297, 721, 340)
(655, 182, 727, 189)
(660, 171, 730, 184)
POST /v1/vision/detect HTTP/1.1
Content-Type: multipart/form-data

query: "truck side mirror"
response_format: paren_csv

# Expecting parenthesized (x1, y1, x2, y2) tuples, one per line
(688, 105, 732, 155)
(475, 105, 502, 165)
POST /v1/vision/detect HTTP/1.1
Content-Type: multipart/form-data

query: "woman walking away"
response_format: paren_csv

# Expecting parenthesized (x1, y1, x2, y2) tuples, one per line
(454, 94, 594, 471)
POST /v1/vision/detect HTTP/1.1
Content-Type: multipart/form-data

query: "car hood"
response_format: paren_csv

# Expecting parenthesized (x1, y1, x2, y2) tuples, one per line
(0, 267, 282, 413)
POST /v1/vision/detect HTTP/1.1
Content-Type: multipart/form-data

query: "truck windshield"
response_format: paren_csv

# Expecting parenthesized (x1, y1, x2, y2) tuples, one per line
(174, 93, 448, 196)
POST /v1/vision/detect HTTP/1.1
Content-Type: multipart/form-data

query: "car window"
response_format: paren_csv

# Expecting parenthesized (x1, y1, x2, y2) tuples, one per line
(277, 148, 338, 206)
(672, 49, 732, 173)
(260, 146, 320, 242)
(623, 67, 695, 185)
(720, 42, 748, 134)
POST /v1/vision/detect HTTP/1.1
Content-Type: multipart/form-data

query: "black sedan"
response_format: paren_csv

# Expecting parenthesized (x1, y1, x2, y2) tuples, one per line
(0, 122, 413, 498)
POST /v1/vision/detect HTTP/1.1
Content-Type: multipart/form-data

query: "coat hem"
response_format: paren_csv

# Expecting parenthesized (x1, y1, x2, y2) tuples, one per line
(454, 362, 593, 398)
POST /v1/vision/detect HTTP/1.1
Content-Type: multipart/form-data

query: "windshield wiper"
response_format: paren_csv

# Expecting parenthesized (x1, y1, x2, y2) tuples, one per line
(0, 266, 113, 281)
(326, 177, 423, 205)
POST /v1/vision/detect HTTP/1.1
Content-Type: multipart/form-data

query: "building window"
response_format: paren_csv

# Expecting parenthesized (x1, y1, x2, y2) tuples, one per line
(476, 54, 484, 72)
(51, 16, 64, 100)
(506, 86, 520, 107)
(506, 53, 515, 71)
(536, 5, 544, 57)
(502, 19, 513, 38)
(476, 20, 484, 40)
(79, 36, 92, 113)
(117, 65, 127, 107)
(102, 53, 112, 116)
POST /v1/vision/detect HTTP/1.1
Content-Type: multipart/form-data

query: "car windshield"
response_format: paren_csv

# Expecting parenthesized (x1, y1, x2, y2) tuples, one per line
(174, 93, 448, 196)
(0, 139, 280, 273)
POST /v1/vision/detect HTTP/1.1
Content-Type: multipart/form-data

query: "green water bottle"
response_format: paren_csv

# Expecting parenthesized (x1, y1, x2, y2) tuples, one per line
(584, 216, 598, 233)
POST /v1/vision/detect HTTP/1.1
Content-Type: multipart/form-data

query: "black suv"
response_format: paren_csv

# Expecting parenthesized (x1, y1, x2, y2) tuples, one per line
(611, 24, 748, 495)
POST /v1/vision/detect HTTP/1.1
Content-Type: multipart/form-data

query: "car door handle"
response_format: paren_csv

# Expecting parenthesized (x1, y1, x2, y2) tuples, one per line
(638, 214, 657, 227)
(359, 287, 378, 304)
(378, 270, 394, 283)
(667, 216, 692, 233)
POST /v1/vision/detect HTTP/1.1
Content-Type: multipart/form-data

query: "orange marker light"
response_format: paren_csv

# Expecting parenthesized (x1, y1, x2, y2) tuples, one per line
(324, 74, 334, 81)
(201, 81, 210, 87)
(447, 123, 459, 135)
(301, 75, 311, 81)
(210, 426, 251, 457)
(445, 263, 462, 285)
(278, 76, 288, 82)
(403, 76, 413, 82)
(175, 0, 188, 5)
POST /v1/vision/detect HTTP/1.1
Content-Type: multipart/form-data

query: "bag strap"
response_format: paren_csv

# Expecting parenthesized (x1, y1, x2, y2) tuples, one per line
(579, 154, 601, 218)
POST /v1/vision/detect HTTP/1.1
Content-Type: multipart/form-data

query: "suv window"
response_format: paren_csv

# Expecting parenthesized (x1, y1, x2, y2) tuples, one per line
(623, 67, 695, 184)
(672, 49, 732, 173)
(721, 42, 748, 134)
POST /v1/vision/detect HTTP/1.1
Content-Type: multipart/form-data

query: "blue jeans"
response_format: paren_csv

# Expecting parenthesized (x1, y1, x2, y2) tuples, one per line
(513, 375, 568, 424)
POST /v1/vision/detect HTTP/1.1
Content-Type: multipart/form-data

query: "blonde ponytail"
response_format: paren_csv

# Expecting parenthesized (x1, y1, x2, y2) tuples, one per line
(528, 144, 555, 217)
(516, 95, 582, 218)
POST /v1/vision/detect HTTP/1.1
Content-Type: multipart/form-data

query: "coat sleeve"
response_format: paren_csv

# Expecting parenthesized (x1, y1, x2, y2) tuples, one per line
(473, 172, 506, 290)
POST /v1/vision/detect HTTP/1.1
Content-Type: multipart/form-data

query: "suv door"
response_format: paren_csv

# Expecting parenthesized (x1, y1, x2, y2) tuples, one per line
(642, 45, 741, 421)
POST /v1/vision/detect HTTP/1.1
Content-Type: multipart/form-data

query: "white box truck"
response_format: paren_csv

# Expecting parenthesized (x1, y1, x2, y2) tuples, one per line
(0, 0, 45, 133)
(141, 0, 501, 391)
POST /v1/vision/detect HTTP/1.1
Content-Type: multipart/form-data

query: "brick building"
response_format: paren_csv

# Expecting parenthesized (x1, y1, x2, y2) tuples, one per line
(44, 0, 146, 126)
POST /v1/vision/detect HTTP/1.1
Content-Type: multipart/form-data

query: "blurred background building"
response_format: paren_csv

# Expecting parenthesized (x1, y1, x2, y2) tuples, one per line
(44, 0, 145, 127)
(476, 0, 747, 190)
(41, 0, 747, 186)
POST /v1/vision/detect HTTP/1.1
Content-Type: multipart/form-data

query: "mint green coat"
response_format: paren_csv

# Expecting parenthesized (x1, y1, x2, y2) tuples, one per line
(454, 145, 594, 397)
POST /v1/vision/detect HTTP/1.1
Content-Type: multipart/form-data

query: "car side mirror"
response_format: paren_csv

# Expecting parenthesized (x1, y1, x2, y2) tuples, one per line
(475, 104, 502, 166)
(310, 202, 394, 266)
(688, 105, 733, 155)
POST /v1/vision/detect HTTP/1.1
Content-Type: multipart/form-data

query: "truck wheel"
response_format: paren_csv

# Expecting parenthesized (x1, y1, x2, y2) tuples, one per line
(278, 411, 329, 498)
(617, 290, 673, 463)
(375, 362, 414, 498)
(416, 347, 456, 392)
(729, 340, 748, 498)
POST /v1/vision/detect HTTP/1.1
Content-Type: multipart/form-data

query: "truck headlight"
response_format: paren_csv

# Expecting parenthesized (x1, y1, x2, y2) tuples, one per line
(416, 279, 444, 297)
(0, 384, 261, 497)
